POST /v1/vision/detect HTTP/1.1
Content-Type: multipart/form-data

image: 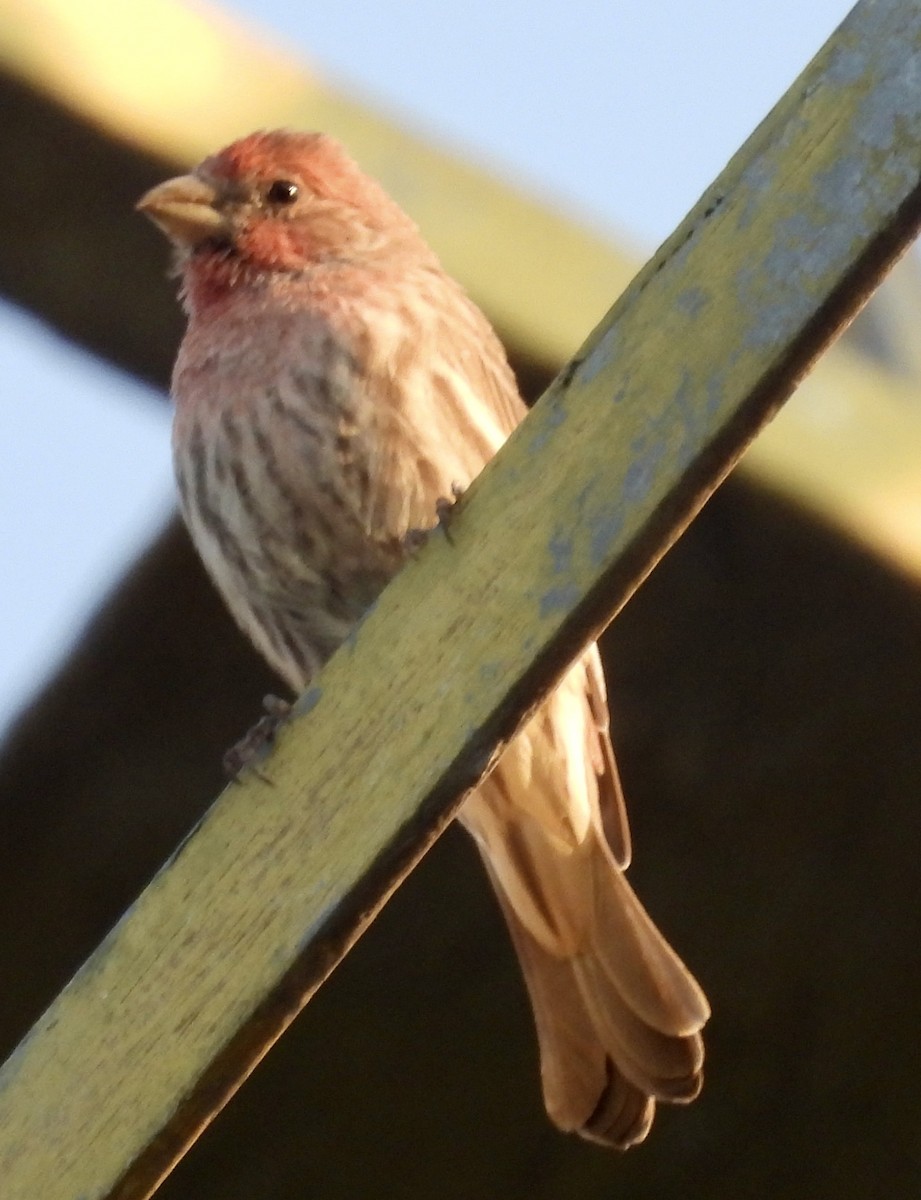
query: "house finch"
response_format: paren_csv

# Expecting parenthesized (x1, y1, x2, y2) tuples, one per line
(138, 130, 708, 1148)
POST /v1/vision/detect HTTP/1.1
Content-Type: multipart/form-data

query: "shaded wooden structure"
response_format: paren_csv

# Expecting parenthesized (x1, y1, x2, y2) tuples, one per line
(2, 1, 921, 1196)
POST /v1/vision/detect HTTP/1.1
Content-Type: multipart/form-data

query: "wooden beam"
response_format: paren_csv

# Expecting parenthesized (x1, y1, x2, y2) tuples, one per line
(2, 2, 921, 1197)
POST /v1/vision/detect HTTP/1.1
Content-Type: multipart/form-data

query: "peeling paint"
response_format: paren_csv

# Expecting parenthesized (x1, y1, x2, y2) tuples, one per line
(826, 39, 870, 88)
(539, 584, 581, 617)
(588, 504, 625, 569)
(734, 157, 778, 233)
(295, 687, 323, 717)
(579, 324, 623, 385)
(676, 286, 710, 316)
(705, 372, 727, 421)
(526, 393, 568, 453)
(621, 457, 648, 503)
(547, 528, 574, 575)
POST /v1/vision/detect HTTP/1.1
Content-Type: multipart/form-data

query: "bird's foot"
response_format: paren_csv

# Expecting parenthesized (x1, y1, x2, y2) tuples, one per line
(435, 481, 465, 539)
(223, 694, 293, 783)
(402, 482, 465, 552)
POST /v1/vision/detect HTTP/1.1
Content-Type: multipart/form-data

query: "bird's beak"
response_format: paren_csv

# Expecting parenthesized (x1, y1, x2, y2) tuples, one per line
(136, 174, 229, 247)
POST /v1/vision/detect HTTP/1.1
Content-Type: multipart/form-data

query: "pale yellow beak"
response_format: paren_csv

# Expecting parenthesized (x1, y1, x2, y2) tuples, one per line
(136, 174, 228, 247)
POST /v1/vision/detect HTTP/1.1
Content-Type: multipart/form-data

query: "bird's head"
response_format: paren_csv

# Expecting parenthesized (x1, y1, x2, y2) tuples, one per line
(138, 130, 427, 302)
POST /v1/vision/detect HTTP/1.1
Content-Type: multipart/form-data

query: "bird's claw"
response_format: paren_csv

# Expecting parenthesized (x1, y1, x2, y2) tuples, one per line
(401, 527, 430, 554)
(223, 694, 293, 783)
(402, 481, 465, 552)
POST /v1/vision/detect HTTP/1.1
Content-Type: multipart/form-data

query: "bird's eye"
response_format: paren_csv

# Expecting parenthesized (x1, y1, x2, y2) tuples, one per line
(266, 179, 299, 206)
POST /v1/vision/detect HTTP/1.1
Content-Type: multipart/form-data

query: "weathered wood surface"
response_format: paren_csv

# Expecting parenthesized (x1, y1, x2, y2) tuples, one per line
(3, 1, 921, 1197)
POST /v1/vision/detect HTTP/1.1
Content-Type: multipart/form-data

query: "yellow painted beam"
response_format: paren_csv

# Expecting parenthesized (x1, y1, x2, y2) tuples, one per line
(1, 2, 920, 1196)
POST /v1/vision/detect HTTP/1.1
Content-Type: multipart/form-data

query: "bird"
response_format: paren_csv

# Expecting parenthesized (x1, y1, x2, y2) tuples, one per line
(138, 129, 709, 1148)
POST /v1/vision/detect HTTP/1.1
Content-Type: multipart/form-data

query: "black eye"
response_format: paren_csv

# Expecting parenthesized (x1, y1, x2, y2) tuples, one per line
(266, 179, 299, 206)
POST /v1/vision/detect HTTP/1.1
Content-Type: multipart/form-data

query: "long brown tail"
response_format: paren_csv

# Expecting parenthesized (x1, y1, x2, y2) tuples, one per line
(459, 653, 708, 1148)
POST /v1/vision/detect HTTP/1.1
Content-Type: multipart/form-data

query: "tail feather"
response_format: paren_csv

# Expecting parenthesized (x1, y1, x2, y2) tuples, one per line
(458, 651, 708, 1148)
(487, 870, 650, 1146)
(587, 859, 709, 1038)
(585, 1073, 655, 1150)
(574, 953, 704, 1098)
(481, 852, 696, 1147)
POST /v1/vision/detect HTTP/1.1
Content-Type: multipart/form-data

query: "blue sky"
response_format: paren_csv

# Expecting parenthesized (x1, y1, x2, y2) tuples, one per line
(0, 0, 856, 730)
